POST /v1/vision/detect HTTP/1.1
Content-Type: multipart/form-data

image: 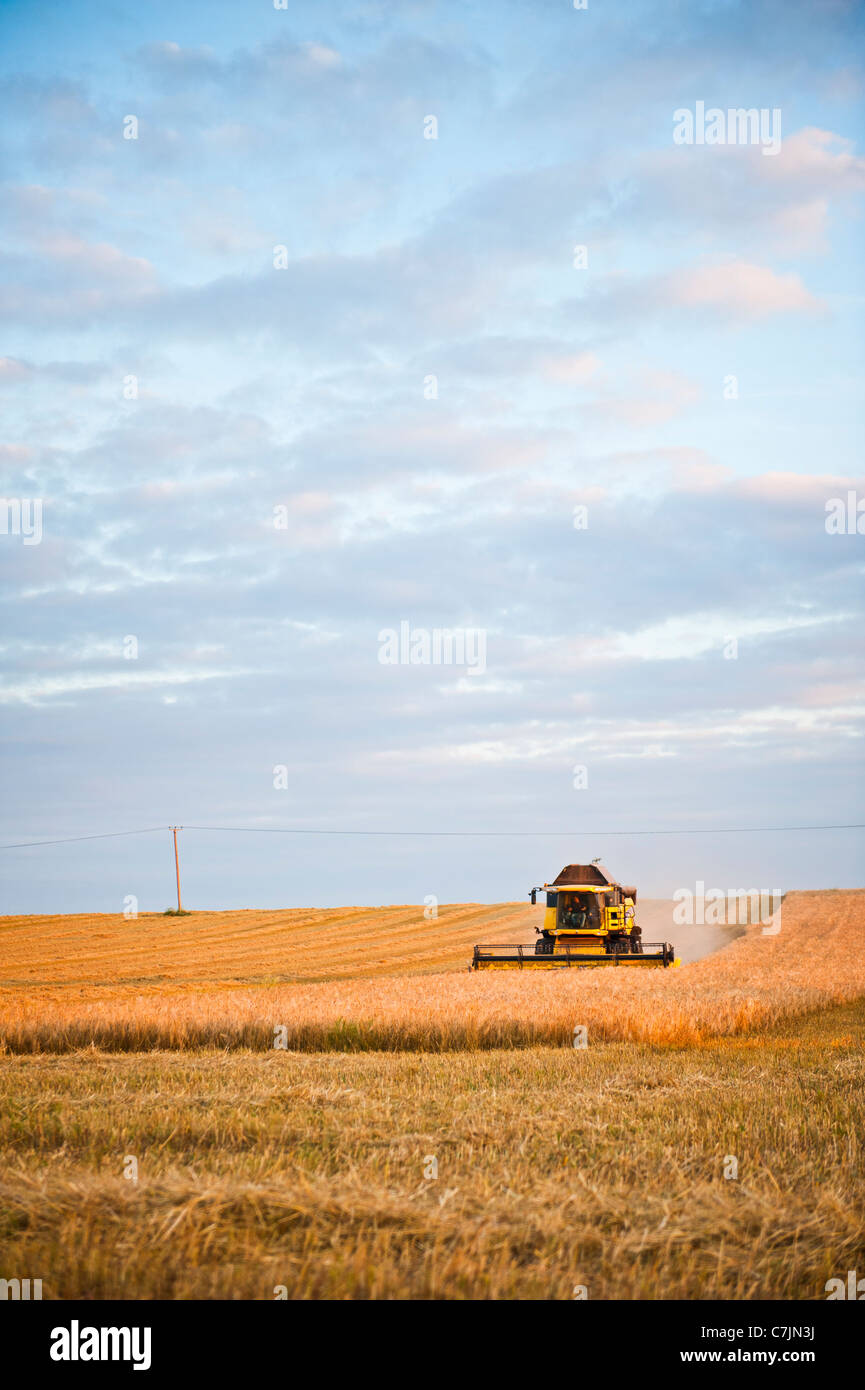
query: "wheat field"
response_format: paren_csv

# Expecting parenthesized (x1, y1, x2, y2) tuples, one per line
(0, 899, 536, 987)
(1, 890, 862, 1052)
(0, 887, 862, 1299)
(0, 1001, 862, 1299)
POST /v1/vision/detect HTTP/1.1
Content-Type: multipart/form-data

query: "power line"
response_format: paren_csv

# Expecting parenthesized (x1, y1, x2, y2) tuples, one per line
(183, 822, 865, 837)
(0, 821, 861, 851)
(0, 827, 166, 850)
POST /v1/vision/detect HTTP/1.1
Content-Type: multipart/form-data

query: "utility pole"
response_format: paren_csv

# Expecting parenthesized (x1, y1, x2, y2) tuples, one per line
(169, 826, 183, 911)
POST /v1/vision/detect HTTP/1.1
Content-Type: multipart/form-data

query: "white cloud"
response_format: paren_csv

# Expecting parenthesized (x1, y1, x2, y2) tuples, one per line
(668, 260, 822, 319)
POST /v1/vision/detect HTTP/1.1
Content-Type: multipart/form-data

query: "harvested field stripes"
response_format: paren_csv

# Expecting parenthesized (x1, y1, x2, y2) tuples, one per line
(0, 902, 536, 986)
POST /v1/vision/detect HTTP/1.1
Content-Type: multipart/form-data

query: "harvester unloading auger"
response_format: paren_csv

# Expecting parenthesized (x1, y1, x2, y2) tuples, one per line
(471, 863, 680, 970)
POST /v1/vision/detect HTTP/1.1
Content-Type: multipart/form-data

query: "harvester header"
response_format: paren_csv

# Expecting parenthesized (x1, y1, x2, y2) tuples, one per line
(471, 863, 679, 970)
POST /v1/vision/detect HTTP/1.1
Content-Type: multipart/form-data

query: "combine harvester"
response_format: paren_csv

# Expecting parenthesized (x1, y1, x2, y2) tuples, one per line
(471, 862, 679, 970)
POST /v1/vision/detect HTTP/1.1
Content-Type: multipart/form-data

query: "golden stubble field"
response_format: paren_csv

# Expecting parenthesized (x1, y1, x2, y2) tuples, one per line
(0, 899, 537, 989)
(0, 889, 862, 1299)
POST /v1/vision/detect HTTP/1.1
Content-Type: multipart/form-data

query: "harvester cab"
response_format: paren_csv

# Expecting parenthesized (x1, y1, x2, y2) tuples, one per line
(472, 864, 679, 970)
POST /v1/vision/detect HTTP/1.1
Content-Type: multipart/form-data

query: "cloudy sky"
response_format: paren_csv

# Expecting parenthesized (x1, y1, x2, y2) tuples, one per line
(1, 0, 863, 914)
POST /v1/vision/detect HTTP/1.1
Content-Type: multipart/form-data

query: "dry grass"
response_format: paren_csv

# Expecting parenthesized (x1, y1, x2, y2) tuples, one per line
(0, 999, 862, 1300)
(1, 889, 861, 1299)
(1, 890, 862, 1052)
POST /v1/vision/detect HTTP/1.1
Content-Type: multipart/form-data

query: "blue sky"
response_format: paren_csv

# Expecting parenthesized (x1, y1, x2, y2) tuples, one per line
(1, 0, 863, 913)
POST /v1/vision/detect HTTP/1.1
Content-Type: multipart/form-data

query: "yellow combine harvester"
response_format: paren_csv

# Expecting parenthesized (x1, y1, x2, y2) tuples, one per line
(471, 862, 679, 970)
